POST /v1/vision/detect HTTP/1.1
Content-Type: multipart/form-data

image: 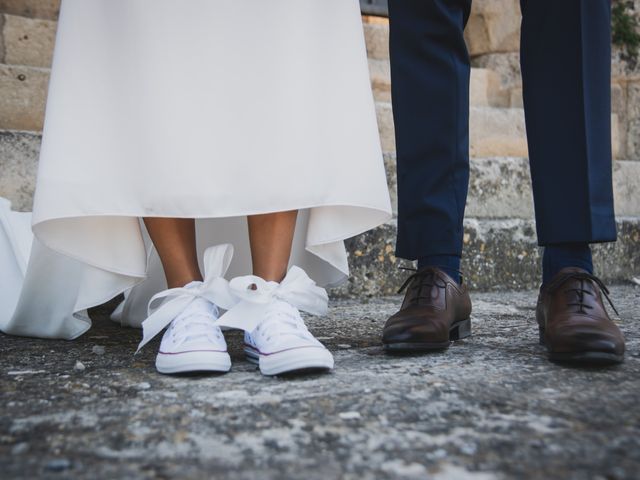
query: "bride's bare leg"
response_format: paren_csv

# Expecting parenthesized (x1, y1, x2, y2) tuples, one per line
(143, 218, 203, 288)
(248, 211, 298, 282)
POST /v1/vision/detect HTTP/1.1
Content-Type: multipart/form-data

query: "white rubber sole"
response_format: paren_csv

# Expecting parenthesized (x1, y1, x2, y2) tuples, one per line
(155, 350, 231, 374)
(245, 346, 334, 376)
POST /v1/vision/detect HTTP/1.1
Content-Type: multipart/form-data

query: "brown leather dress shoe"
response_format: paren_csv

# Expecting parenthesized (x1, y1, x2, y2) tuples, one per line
(536, 267, 625, 365)
(382, 267, 472, 351)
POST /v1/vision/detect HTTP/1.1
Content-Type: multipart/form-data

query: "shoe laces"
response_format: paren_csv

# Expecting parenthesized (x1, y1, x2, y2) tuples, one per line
(397, 266, 460, 305)
(168, 300, 223, 345)
(546, 271, 619, 316)
(253, 300, 315, 345)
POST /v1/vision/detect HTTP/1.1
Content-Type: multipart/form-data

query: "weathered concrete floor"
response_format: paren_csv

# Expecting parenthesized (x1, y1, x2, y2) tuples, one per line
(1, 286, 639, 480)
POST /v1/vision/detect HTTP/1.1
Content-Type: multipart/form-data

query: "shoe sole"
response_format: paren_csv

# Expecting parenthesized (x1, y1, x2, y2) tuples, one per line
(539, 327, 624, 366)
(383, 317, 471, 352)
(156, 351, 231, 374)
(547, 351, 624, 366)
(244, 346, 334, 376)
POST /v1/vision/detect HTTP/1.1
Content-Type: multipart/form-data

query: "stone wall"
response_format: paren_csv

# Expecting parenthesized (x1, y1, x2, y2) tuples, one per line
(465, 0, 640, 162)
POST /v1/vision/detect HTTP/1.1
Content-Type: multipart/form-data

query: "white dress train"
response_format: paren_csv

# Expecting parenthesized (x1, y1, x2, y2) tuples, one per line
(0, 0, 392, 340)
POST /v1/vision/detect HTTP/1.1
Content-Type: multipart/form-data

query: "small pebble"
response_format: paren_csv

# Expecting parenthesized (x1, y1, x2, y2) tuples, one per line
(137, 382, 151, 390)
(92, 345, 106, 355)
(45, 459, 72, 472)
(74, 361, 85, 371)
(11, 443, 29, 455)
(339, 411, 361, 420)
(337, 344, 352, 349)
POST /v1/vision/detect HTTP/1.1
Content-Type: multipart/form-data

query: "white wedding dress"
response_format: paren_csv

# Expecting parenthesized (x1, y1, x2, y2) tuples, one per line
(0, 0, 391, 340)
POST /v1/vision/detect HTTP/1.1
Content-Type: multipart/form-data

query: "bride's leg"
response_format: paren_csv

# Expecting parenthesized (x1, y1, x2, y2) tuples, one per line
(248, 210, 298, 281)
(144, 217, 231, 375)
(245, 210, 334, 376)
(143, 218, 203, 288)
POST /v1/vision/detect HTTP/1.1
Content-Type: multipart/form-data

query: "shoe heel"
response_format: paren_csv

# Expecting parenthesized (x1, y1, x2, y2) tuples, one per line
(450, 318, 471, 341)
(538, 325, 546, 346)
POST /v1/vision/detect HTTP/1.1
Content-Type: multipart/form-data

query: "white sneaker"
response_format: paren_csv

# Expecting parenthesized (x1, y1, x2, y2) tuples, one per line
(155, 296, 231, 374)
(244, 299, 334, 375)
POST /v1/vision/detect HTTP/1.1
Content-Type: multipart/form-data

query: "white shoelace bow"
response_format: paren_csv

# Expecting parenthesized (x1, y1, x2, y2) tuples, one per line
(136, 243, 237, 353)
(215, 267, 329, 334)
(136, 243, 329, 352)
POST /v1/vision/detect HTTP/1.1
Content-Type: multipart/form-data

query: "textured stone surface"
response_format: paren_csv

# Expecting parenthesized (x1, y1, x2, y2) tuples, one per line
(470, 68, 509, 108)
(2, 13, 56, 67)
(0, 130, 39, 211)
(363, 22, 388, 61)
(472, 52, 631, 159)
(607, 160, 639, 216)
(627, 81, 640, 161)
(612, 45, 640, 79)
(368, 57, 391, 102)
(383, 152, 397, 215)
(464, 0, 521, 57)
(468, 157, 534, 218)
(469, 106, 528, 158)
(369, 60, 509, 108)
(370, 66, 512, 108)
(611, 82, 628, 160)
(0, 63, 48, 131)
(0, 14, 5, 60)
(376, 101, 395, 153)
(471, 53, 522, 96)
(340, 219, 640, 296)
(0, 0, 59, 20)
(1, 286, 639, 479)
(380, 102, 621, 160)
(378, 102, 531, 158)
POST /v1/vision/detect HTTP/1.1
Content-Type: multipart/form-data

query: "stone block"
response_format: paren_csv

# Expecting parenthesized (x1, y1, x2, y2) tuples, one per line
(467, 157, 533, 218)
(370, 62, 510, 107)
(376, 101, 395, 153)
(383, 152, 397, 216)
(385, 154, 640, 219)
(472, 52, 522, 93)
(611, 82, 627, 159)
(612, 45, 640, 80)
(509, 87, 523, 108)
(2, 13, 56, 67)
(470, 68, 509, 107)
(0, 130, 40, 211)
(627, 81, 640, 160)
(378, 103, 531, 158)
(369, 57, 390, 102)
(469, 106, 528, 158)
(0, 63, 48, 131)
(336, 217, 640, 296)
(613, 160, 640, 215)
(363, 22, 388, 61)
(464, 0, 521, 57)
(0, 14, 4, 60)
(612, 113, 621, 160)
(0, 0, 59, 20)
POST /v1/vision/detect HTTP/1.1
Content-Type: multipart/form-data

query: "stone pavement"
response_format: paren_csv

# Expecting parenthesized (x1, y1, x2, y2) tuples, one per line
(1, 286, 639, 480)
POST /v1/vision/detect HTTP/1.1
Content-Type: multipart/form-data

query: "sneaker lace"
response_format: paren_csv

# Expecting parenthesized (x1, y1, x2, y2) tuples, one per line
(254, 301, 314, 344)
(169, 304, 223, 345)
(546, 271, 619, 316)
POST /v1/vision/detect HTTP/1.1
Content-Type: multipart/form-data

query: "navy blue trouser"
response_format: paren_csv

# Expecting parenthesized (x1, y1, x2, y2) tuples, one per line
(388, 0, 617, 260)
